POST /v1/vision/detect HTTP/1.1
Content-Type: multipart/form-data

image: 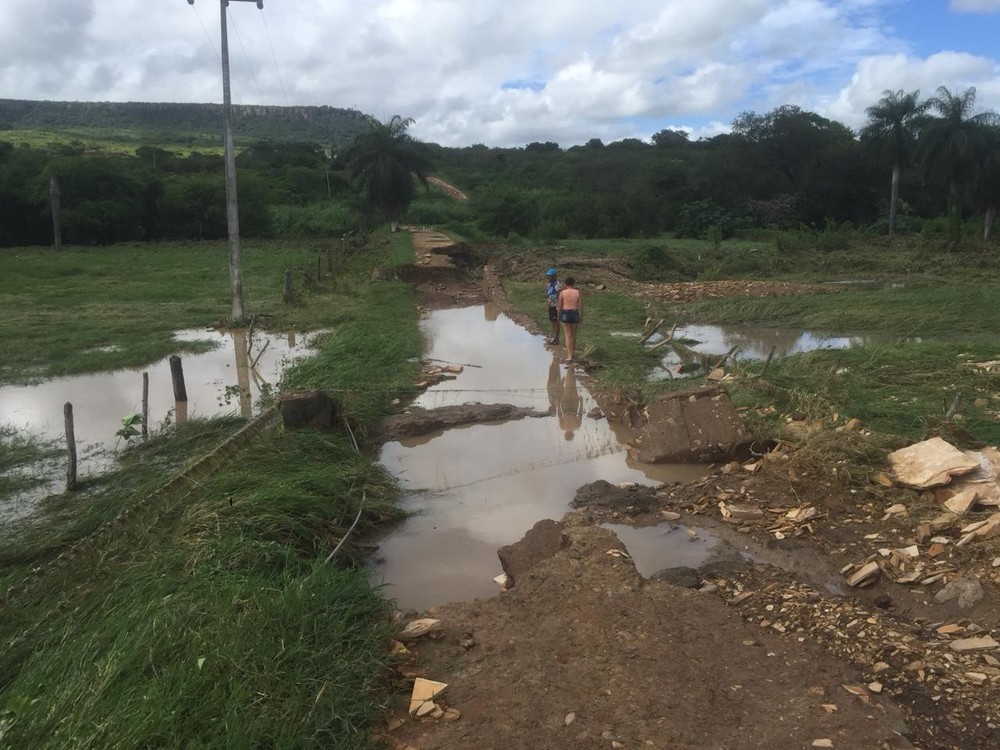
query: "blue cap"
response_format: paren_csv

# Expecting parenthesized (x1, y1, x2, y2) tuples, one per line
(546, 268, 557, 276)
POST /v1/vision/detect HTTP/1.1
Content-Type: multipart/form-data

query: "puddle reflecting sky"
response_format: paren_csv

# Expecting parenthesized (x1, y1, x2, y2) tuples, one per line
(651, 323, 908, 380)
(373, 306, 706, 610)
(0, 328, 318, 484)
(603, 522, 719, 577)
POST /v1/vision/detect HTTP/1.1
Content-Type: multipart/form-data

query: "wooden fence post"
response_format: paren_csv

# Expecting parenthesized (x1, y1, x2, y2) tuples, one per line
(142, 372, 149, 440)
(169, 355, 188, 402)
(64, 402, 77, 491)
(50, 177, 62, 250)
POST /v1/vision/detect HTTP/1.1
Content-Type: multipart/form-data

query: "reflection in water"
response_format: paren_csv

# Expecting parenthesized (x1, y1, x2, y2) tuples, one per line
(603, 523, 720, 577)
(0, 328, 320, 494)
(651, 323, 914, 380)
(373, 307, 708, 610)
(558, 366, 583, 441)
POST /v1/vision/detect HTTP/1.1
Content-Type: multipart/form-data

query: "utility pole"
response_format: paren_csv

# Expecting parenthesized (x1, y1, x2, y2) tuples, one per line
(187, 0, 262, 322)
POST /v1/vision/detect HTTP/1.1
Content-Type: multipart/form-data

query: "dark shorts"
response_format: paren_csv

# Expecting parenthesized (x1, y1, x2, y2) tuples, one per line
(548, 305, 558, 322)
(560, 309, 580, 324)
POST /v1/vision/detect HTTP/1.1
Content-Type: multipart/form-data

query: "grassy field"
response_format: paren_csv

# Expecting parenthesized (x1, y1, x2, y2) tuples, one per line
(504, 242, 1000, 448)
(0, 238, 387, 384)
(0, 233, 422, 748)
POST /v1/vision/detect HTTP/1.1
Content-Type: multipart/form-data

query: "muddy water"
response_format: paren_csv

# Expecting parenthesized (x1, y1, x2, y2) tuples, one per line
(0, 328, 318, 496)
(603, 522, 720, 576)
(648, 323, 906, 379)
(372, 306, 707, 610)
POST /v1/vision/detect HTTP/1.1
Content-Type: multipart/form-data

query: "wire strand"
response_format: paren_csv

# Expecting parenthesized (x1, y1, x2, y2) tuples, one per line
(227, 6, 265, 104)
(189, 3, 221, 66)
(260, 8, 289, 106)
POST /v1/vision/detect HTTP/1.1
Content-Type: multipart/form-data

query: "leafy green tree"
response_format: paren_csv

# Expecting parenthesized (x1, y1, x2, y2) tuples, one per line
(860, 89, 928, 237)
(919, 86, 997, 243)
(345, 115, 432, 231)
(972, 124, 1000, 240)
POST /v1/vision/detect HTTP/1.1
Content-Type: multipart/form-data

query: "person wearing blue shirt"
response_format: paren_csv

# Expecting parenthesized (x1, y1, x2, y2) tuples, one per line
(545, 268, 561, 345)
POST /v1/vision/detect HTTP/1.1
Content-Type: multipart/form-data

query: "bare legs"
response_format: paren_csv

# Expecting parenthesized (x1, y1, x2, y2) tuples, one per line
(550, 315, 560, 345)
(561, 322, 578, 362)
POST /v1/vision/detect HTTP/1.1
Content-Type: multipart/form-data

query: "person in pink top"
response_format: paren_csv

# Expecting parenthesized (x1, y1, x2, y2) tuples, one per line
(556, 276, 582, 363)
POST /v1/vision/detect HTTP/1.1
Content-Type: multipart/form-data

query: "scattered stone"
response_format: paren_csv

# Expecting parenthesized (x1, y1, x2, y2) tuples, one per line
(399, 618, 442, 642)
(786, 507, 818, 523)
(936, 624, 965, 635)
(965, 672, 989, 685)
(888, 437, 980, 489)
(442, 708, 461, 722)
(927, 543, 947, 558)
(409, 678, 448, 715)
(493, 573, 510, 590)
(943, 488, 978, 516)
(564, 712, 576, 726)
(587, 407, 605, 419)
(720, 502, 765, 522)
(845, 561, 881, 588)
(661, 511, 682, 521)
(950, 636, 999, 652)
(811, 740, 833, 748)
(867, 681, 883, 694)
(934, 577, 984, 610)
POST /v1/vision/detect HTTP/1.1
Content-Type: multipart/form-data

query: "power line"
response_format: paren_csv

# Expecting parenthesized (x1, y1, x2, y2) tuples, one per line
(260, 7, 289, 106)
(189, 3, 221, 66)
(226, 5, 265, 104)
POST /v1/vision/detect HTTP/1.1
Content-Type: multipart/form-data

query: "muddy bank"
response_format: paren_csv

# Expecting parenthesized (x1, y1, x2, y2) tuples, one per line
(384, 515, 913, 750)
(377, 403, 549, 441)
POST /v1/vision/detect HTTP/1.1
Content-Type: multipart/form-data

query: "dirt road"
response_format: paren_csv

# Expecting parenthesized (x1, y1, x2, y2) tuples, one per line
(377, 233, 999, 750)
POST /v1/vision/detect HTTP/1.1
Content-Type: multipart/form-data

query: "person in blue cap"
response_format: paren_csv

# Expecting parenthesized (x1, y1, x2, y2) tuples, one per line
(545, 268, 561, 345)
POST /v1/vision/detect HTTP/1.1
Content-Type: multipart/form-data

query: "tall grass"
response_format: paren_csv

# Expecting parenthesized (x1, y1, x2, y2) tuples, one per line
(0, 231, 422, 748)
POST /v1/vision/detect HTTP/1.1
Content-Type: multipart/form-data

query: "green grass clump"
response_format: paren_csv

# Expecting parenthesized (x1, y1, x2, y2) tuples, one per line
(0, 231, 422, 748)
(0, 426, 61, 506)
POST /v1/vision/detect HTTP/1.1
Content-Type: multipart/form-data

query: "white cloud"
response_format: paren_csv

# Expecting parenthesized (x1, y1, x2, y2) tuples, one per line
(0, 0, 997, 147)
(950, 0, 1000, 11)
(826, 51, 1000, 128)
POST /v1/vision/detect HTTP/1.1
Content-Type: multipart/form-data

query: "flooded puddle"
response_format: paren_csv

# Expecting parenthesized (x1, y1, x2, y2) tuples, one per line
(602, 522, 720, 577)
(372, 306, 707, 610)
(0, 328, 319, 518)
(648, 323, 905, 379)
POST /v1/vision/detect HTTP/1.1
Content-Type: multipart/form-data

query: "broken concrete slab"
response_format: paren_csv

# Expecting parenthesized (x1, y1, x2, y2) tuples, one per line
(626, 386, 749, 464)
(409, 678, 448, 715)
(570, 479, 659, 513)
(497, 519, 567, 586)
(888, 437, 980, 490)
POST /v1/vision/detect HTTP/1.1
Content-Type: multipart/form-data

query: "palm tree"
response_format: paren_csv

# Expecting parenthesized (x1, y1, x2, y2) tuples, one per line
(345, 115, 432, 232)
(919, 86, 995, 243)
(972, 124, 1000, 240)
(860, 89, 927, 237)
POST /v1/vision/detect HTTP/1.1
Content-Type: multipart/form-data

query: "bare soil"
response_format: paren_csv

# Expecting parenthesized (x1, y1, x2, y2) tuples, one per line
(379, 232, 1000, 750)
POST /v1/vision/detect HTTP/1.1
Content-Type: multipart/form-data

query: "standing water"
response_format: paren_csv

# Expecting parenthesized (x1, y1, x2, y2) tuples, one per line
(372, 306, 706, 610)
(0, 328, 320, 520)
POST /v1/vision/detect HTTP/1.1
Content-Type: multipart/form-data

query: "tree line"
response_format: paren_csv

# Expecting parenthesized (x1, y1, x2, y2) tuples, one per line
(1, 86, 997, 247)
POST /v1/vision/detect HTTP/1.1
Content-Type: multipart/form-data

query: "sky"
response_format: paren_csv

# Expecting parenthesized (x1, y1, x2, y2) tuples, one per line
(1, 0, 999, 148)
